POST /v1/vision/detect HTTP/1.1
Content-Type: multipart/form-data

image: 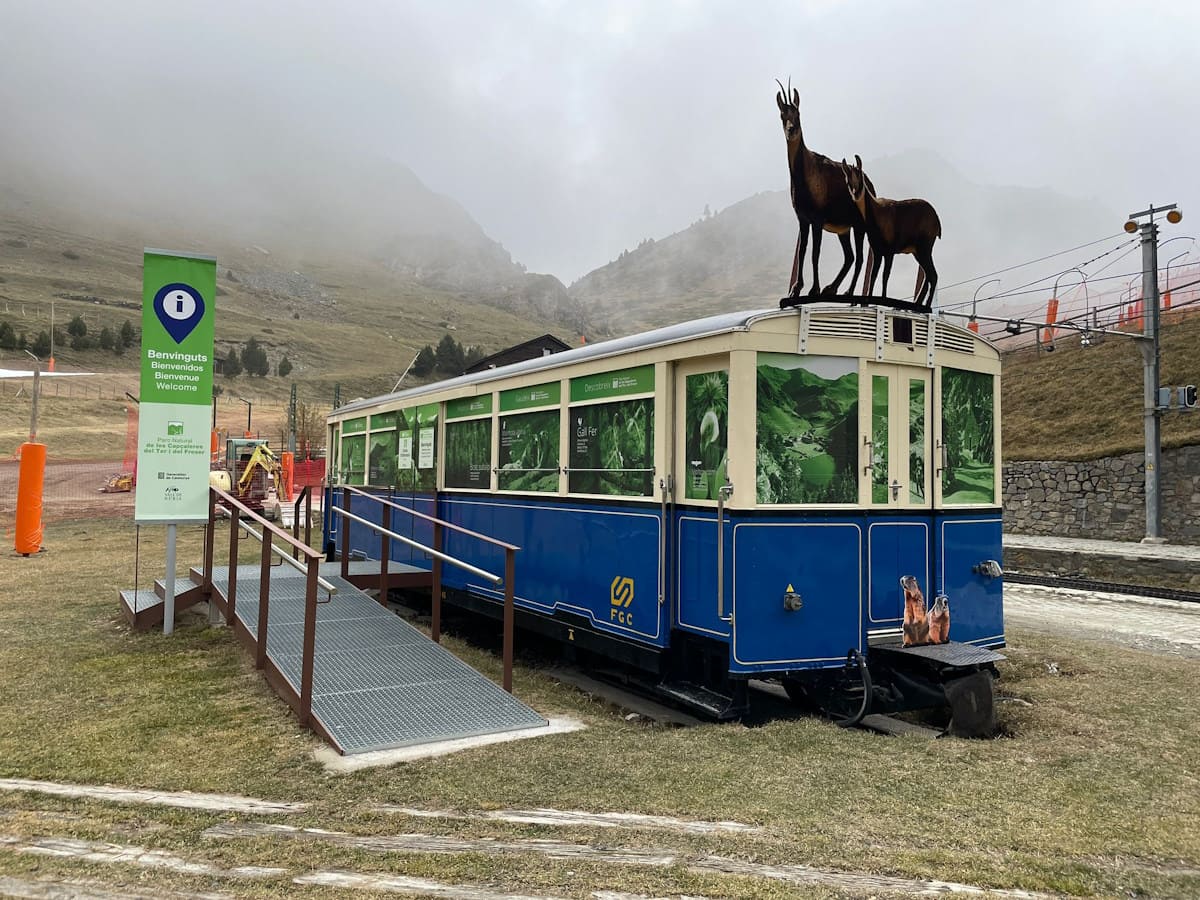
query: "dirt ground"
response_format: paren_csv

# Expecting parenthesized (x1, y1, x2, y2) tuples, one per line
(0, 459, 134, 525)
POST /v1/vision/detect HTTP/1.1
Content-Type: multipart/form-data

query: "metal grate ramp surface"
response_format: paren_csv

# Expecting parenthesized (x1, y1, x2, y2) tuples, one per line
(210, 570, 546, 754)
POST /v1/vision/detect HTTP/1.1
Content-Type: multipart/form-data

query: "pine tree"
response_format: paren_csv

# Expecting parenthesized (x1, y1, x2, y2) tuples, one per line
(412, 344, 436, 376)
(434, 334, 465, 375)
(119, 320, 135, 349)
(277, 355, 292, 377)
(242, 337, 269, 376)
(67, 315, 87, 338)
(98, 326, 114, 351)
(223, 346, 243, 377)
(31, 331, 51, 358)
(0, 320, 15, 351)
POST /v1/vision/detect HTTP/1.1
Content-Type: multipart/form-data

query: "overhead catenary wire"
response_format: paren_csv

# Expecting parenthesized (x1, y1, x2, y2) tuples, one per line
(938, 232, 1130, 291)
(940, 239, 1141, 311)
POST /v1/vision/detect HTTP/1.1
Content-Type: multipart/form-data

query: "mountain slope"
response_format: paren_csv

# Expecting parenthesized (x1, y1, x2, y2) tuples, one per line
(0, 136, 589, 340)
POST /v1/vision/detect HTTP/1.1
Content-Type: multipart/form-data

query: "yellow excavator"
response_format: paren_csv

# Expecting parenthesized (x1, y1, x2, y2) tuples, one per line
(211, 438, 282, 519)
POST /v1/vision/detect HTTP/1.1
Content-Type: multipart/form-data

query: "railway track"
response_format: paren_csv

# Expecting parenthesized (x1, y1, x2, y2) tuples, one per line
(1005, 572, 1200, 605)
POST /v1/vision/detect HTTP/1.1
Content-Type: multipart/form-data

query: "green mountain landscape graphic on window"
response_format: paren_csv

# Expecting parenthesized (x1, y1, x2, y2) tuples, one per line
(756, 354, 858, 504)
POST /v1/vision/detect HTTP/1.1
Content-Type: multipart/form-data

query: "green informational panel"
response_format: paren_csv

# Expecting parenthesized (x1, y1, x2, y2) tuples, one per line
(500, 382, 560, 412)
(445, 419, 492, 488)
(756, 353, 858, 504)
(941, 368, 995, 504)
(135, 250, 216, 523)
(684, 371, 727, 500)
(342, 434, 366, 485)
(342, 417, 367, 435)
(569, 398, 654, 496)
(909, 379, 926, 502)
(370, 411, 399, 430)
(446, 395, 493, 420)
(498, 410, 559, 492)
(368, 432, 398, 485)
(871, 374, 889, 503)
(393, 403, 438, 491)
(570, 365, 654, 403)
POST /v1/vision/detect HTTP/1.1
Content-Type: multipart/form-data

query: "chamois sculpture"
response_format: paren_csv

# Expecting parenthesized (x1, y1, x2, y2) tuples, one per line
(776, 80, 871, 303)
(841, 154, 941, 310)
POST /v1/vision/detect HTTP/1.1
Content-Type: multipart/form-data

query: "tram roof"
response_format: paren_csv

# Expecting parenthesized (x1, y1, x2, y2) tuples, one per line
(332, 305, 983, 417)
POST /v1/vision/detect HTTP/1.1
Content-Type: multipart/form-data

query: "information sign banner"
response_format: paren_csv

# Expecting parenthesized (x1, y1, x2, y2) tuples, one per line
(134, 249, 216, 523)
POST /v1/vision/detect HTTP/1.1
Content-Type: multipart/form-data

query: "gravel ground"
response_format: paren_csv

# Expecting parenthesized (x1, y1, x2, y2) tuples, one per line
(1006, 582, 1200, 658)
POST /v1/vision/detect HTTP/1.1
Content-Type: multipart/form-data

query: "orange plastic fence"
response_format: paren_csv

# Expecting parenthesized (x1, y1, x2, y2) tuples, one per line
(281, 451, 294, 503)
(15, 442, 46, 555)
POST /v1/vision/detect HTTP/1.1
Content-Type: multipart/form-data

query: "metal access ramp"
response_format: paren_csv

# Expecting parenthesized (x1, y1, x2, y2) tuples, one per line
(208, 563, 546, 754)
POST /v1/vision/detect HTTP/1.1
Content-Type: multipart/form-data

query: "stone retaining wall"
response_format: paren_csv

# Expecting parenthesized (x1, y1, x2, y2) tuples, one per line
(1003, 445, 1200, 543)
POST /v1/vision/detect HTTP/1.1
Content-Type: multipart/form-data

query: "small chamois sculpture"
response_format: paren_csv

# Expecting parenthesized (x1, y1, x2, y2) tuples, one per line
(841, 154, 941, 310)
(776, 80, 871, 302)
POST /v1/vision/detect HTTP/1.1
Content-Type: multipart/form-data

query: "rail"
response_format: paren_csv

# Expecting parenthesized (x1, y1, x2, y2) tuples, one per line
(204, 485, 326, 726)
(291, 484, 315, 560)
(333, 485, 520, 692)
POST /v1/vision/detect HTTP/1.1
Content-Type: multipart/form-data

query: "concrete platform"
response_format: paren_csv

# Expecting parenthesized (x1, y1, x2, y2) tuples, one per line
(1004, 533, 1200, 592)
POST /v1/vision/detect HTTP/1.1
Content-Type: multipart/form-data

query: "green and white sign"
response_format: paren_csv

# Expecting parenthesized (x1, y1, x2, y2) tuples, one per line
(134, 249, 216, 523)
(500, 381, 560, 412)
(570, 365, 654, 403)
(446, 394, 493, 420)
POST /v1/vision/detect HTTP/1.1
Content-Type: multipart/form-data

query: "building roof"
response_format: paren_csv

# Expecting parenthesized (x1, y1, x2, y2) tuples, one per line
(464, 333, 572, 374)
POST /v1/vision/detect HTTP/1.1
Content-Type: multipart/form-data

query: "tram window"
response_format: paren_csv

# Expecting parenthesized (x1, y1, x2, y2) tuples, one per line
(498, 410, 559, 492)
(569, 397, 654, 496)
(684, 371, 728, 500)
(368, 431, 397, 485)
(756, 353, 858, 504)
(941, 368, 995, 504)
(871, 374, 889, 503)
(909, 379, 926, 502)
(445, 418, 492, 489)
(341, 434, 366, 485)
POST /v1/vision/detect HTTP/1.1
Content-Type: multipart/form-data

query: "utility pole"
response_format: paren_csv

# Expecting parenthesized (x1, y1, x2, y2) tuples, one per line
(288, 383, 297, 454)
(1125, 202, 1183, 543)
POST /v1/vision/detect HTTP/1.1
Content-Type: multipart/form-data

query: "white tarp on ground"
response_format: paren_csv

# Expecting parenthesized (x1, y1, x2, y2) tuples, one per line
(0, 368, 96, 378)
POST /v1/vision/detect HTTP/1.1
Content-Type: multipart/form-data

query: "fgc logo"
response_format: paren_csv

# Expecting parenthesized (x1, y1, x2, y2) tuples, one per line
(610, 576, 634, 626)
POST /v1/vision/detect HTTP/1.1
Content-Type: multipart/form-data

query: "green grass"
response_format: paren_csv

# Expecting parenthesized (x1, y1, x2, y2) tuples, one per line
(0, 520, 1198, 897)
(1001, 311, 1200, 460)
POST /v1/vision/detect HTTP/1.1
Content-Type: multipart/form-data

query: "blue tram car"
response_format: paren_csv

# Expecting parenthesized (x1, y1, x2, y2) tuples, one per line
(325, 307, 1005, 732)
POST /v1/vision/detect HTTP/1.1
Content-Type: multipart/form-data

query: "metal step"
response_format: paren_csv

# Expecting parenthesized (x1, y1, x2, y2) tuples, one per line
(653, 681, 745, 720)
(859, 714, 943, 739)
(870, 640, 1006, 667)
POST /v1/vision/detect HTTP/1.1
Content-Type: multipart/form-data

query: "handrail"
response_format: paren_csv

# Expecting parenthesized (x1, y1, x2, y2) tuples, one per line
(218, 507, 338, 595)
(212, 485, 320, 558)
(292, 484, 314, 561)
(206, 484, 323, 725)
(332, 485, 518, 692)
(341, 485, 519, 551)
(332, 507, 501, 585)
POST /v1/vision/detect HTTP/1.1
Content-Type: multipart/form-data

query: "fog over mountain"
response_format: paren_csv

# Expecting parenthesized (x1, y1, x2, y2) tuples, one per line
(2, 1, 1196, 337)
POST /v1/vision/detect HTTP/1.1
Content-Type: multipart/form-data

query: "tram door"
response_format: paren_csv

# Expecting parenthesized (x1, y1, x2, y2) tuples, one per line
(864, 365, 933, 633)
(671, 361, 733, 640)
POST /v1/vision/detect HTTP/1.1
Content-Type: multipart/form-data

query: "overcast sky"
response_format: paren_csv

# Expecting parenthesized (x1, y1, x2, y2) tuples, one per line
(1, 0, 1197, 284)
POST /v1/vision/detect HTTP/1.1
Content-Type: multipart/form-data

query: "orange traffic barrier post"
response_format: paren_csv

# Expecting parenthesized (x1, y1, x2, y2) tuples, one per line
(15, 441, 46, 555)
